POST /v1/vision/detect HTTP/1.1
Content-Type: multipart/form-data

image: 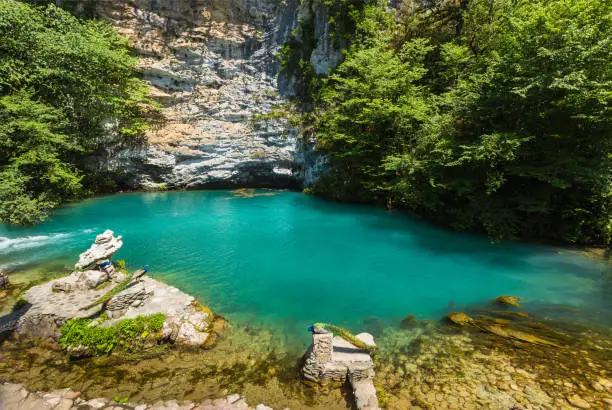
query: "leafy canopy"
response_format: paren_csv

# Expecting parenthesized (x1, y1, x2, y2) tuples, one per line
(0, 1, 150, 225)
(310, 0, 612, 244)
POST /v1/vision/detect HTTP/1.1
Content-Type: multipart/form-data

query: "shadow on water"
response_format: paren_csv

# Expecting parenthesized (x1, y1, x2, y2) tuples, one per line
(299, 194, 586, 270)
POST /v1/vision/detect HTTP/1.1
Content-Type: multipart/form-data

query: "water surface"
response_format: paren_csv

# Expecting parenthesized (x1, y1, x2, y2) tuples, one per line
(1, 190, 610, 346)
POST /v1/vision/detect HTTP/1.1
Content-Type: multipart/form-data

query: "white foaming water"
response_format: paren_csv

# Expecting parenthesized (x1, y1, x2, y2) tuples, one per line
(0, 232, 80, 253)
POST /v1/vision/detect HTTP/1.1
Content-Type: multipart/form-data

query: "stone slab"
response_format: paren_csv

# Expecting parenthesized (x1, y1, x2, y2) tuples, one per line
(331, 336, 373, 363)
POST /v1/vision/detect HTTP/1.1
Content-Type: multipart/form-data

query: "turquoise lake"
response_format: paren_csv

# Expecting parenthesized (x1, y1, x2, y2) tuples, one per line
(1, 190, 610, 345)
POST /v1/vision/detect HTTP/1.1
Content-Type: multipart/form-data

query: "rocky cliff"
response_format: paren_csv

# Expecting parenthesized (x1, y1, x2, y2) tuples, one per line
(65, 0, 337, 190)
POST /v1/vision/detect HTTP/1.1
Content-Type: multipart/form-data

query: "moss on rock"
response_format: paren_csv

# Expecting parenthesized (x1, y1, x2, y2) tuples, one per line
(58, 313, 166, 357)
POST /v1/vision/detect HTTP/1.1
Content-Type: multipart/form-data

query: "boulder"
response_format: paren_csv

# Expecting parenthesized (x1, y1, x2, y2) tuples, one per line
(176, 321, 209, 345)
(75, 230, 123, 269)
(102, 276, 214, 346)
(15, 272, 117, 339)
(51, 270, 110, 292)
(80, 270, 109, 289)
(496, 295, 522, 308)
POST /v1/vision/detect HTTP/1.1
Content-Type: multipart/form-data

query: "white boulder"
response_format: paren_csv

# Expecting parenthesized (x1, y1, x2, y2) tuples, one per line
(75, 230, 123, 269)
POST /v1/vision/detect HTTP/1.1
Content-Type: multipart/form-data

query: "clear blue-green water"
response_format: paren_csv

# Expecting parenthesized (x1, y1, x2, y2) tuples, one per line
(1, 190, 610, 345)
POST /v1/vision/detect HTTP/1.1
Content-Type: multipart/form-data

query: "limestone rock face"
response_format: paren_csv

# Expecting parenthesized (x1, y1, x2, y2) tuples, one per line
(75, 230, 123, 269)
(68, 0, 331, 189)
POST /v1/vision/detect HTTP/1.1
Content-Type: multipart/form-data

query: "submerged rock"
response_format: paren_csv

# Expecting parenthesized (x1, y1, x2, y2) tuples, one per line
(496, 295, 522, 308)
(567, 394, 592, 409)
(0, 269, 8, 290)
(400, 314, 417, 329)
(447, 312, 473, 326)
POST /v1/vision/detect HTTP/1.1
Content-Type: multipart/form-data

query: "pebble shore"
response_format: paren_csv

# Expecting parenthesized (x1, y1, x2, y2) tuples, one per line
(0, 382, 276, 410)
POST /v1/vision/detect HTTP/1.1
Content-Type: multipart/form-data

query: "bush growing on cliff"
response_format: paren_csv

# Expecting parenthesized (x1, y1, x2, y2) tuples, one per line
(0, 1, 151, 225)
(309, 0, 612, 244)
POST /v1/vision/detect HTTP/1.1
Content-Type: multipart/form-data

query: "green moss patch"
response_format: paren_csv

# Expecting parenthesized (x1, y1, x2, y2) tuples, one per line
(314, 322, 377, 354)
(59, 313, 166, 357)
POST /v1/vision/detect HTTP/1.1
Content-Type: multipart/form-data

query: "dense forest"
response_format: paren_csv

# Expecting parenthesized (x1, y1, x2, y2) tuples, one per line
(0, 0, 150, 225)
(1, 0, 611, 247)
(285, 0, 611, 244)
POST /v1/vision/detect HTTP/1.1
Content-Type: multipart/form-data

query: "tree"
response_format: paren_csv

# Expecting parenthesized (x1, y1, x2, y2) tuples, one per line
(312, 0, 612, 244)
(0, 1, 151, 224)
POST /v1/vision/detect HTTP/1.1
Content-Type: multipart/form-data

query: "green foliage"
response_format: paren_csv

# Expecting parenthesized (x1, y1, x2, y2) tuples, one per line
(0, 1, 151, 225)
(58, 313, 166, 356)
(308, 0, 612, 245)
(113, 259, 128, 273)
(314, 322, 377, 353)
(279, 0, 377, 102)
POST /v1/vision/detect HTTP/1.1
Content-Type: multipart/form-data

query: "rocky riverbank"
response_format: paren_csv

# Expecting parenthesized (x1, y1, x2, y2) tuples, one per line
(1, 232, 611, 409)
(2, 230, 216, 350)
(0, 382, 270, 410)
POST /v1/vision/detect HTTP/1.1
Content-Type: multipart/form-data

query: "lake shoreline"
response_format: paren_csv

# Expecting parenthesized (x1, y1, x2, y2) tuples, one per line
(1, 258, 611, 409)
(1, 191, 611, 409)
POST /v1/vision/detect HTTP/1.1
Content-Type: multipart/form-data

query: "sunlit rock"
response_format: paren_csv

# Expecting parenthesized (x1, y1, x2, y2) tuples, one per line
(496, 295, 522, 307)
(75, 230, 123, 270)
(301, 326, 379, 409)
(447, 312, 473, 326)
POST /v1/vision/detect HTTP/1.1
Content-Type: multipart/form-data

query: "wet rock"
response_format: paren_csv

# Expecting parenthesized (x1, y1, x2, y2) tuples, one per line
(447, 312, 473, 326)
(0, 269, 8, 289)
(567, 394, 591, 409)
(400, 314, 417, 328)
(496, 295, 522, 308)
(600, 378, 612, 392)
